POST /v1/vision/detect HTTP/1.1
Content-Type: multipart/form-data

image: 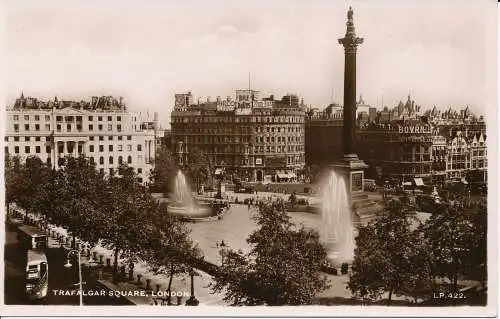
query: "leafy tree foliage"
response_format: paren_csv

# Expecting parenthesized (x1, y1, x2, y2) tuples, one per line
(348, 199, 433, 304)
(140, 202, 201, 304)
(184, 148, 212, 192)
(211, 200, 329, 305)
(150, 145, 178, 194)
(4, 155, 24, 209)
(421, 200, 483, 292)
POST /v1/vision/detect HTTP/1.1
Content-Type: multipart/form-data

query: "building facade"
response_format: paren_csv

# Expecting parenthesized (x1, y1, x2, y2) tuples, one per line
(170, 90, 306, 182)
(305, 99, 487, 184)
(4, 94, 159, 183)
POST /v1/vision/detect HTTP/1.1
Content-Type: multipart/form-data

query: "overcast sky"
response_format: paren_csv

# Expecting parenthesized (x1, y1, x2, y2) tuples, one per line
(5, 0, 496, 126)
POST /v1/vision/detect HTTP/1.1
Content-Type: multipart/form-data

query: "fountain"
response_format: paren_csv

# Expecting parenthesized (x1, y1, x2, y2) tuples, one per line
(167, 171, 213, 219)
(321, 170, 356, 266)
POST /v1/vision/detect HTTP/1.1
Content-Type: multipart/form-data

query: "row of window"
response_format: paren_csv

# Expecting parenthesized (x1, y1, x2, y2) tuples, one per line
(5, 135, 136, 142)
(12, 114, 123, 122)
(172, 116, 305, 124)
(12, 123, 124, 133)
(88, 144, 142, 152)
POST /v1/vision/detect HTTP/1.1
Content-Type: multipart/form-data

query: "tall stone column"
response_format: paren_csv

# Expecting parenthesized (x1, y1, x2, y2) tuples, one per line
(331, 7, 368, 200)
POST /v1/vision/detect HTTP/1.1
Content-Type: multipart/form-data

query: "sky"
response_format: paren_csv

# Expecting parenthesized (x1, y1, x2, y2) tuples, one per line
(4, 0, 497, 127)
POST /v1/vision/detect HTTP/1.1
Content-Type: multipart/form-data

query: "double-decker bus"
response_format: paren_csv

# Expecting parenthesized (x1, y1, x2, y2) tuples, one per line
(17, 225, 47, 250)
(25, 249, 49, 300)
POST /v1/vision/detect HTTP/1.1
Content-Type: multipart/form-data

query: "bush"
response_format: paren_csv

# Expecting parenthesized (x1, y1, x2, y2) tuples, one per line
(341, 263, 349, 275)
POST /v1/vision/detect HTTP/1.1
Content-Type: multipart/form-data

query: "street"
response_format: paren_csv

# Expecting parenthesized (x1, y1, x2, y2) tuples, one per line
(4, 222, 132, 305)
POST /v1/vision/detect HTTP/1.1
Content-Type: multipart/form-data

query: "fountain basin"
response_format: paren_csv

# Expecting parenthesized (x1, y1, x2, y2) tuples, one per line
(167, 202, 213, 218)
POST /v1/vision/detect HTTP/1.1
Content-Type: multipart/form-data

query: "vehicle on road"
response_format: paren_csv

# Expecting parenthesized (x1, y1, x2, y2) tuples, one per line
(25, 249, 49, 300)
(17, 225, 47, 250)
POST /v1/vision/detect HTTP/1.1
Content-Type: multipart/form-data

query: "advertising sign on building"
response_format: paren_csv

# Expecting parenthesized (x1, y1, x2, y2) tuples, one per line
(255, 158, 263, 165)
(265, 156, 287, 168)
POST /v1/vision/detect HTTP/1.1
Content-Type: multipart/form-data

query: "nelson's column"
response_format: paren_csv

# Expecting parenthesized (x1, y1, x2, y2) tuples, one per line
(332, 7, 369, 199)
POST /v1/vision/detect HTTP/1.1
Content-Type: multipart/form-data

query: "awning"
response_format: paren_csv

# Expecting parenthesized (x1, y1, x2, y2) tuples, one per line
(414, 178, 424, 186)
(277, 173, 288, 179)
(461, 178, 468, 185)
(288, 172, 297, 178)
(402, 182, 412, 186)
(215, 168, 223, 175)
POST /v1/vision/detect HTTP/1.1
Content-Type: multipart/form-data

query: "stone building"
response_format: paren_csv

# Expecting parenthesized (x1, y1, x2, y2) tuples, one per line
(5, 93, 159, 183)
(170, 90, 306, 182)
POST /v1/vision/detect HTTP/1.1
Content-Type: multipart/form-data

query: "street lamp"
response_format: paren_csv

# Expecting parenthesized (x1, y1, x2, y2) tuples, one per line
(64, 248, 91, 306)
(185, 267, 200, 306)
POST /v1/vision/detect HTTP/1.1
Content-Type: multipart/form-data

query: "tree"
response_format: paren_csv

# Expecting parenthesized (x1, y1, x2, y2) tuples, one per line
(96, 164, 157, 282)
(150, 146, 178, 194)
(52, 155, 106, 247)
(348, 199, 433, 305)
(4, 154, 24, 211)
(140, 202, 201, 305)
(15, 156, 51, 219)
(211, 200, 329, 305)
(184, 148, 211, 192)
(422, 200, 480, 292)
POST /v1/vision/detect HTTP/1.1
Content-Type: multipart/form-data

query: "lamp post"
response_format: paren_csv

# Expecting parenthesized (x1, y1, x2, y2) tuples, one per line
(64, 247, 93, 306)
(185, 267, 200, 306)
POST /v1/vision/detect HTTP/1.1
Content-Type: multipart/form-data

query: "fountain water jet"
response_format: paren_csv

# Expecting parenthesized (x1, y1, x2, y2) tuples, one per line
(167, 171, 213, 219)
(321, 170, 356, 266)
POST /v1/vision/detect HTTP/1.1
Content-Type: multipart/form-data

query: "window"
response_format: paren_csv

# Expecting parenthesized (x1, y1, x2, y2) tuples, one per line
(24, 115, 29, 120)
(109, 145, 113, 152)
(35, 146, 40, 153)
(13, 115, 19, 121)
(118, 136, 123, 141)
(109, 156, 113, 164)
(109, 168, 114, 175)
(127, 155, 132, 164)
(45, 124, 50, 131)
(127, 136, 132, 140)
(67, 124, 71, 132)
(118, 145, 123, 152)
(35, 115, 40, 121)
(76, 124, 82, 131)
(117, 116, 121, 121)
(88, 116, 93, 121)
(15, 146, 19, 154)
(47, 157, 52, 166)
(24, 124, 29, 131)
(108, 116, 112, 121)
(108, 136, 113, 140)
(137, 178, 143, 184)
(12, 136, 18, 142)
(108, 124, 112, 131)
(35, 137, 41, 141)
(45, 115, 50, 121)
(46, 145, 51, 153)
(98, 116, 103, 121)
(25, 146, 30, 154)
(89, 157, 94, 163)
(99, 168, 104, 174)
(89, 136, 94, 141)
(117, 124, 122, 132)
(137, 144, 142, 151)
(99, 157, 104, 164)
(57, 124, 61, 132)
(89, 124, 94, 131)
(14, 124, 19, 132)
(5, 146, 8, 154)
(118, 156, 123, 164)
(35, 124, 40, 131)
(89, 145, 94, 152)
(4, 136, 8, 142)
(98, 124, 103, 131)
(137, 168, 142, 174)
(56, 116, 62, 122)
(99, 136, 104, 141)
(99, 145, 104, 152)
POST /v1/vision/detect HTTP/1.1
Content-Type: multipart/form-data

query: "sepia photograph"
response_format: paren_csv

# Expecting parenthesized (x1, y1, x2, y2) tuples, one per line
(1, 0, 497, 317)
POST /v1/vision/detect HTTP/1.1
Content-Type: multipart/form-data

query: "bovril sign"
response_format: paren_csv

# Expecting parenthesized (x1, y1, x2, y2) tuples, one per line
(397, 125, 432, 134)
